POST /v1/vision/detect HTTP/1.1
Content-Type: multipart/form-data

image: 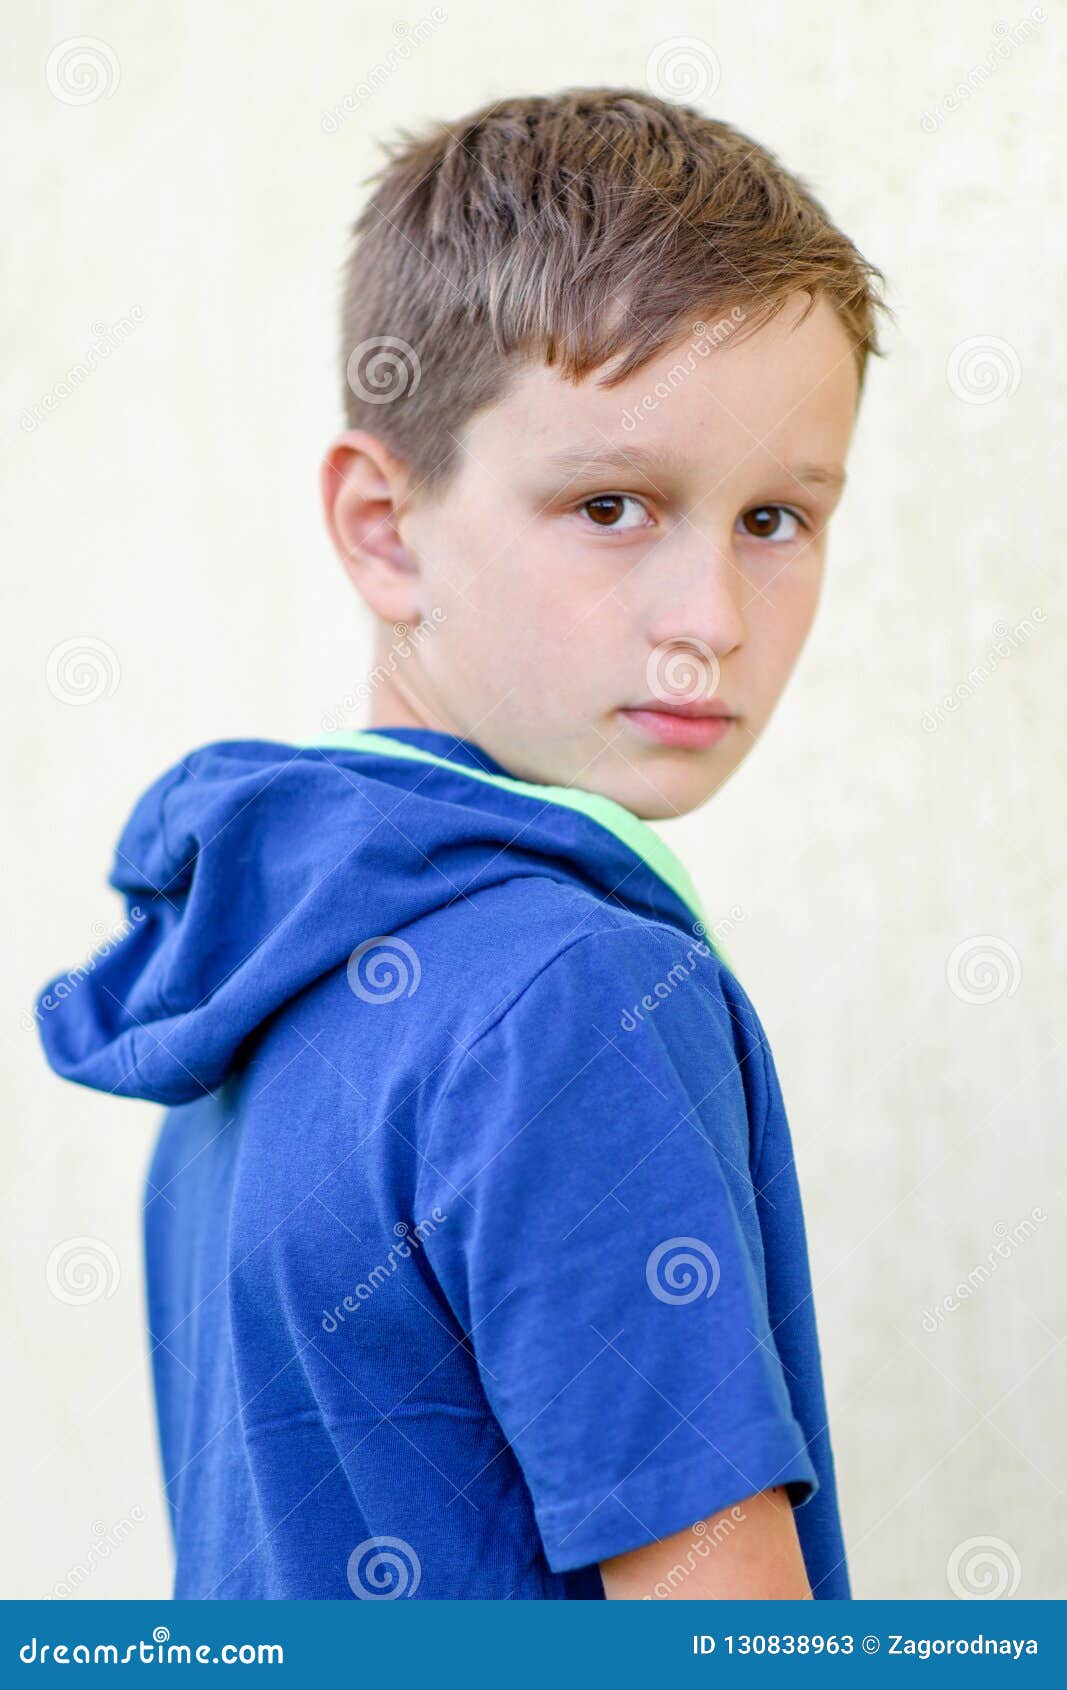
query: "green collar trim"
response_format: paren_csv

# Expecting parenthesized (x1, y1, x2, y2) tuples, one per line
(304, 729, 722, 957)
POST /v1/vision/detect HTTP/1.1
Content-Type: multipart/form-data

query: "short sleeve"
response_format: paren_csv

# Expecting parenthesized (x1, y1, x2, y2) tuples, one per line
(415, 926, 818, 1573)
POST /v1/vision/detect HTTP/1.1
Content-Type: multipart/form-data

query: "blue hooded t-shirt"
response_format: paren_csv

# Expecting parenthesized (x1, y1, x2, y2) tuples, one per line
(35, 725, 850, 1600)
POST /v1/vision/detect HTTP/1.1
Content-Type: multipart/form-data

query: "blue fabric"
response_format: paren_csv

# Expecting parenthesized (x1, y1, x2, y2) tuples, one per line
(35, 726, 850, 1600)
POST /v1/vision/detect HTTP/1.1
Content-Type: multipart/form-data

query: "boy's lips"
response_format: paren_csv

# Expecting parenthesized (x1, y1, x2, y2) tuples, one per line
(618, 699, 738, 750)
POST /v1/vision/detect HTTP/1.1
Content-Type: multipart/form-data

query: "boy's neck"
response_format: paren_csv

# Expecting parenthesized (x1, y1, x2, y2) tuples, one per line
(365, 657, 448, 736)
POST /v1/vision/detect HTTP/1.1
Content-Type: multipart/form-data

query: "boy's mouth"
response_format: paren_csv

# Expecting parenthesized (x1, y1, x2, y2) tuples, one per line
(618, 700, 737, 751)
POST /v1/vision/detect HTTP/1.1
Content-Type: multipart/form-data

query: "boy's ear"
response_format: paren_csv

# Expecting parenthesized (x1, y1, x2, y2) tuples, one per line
(320, 429, 422, 623)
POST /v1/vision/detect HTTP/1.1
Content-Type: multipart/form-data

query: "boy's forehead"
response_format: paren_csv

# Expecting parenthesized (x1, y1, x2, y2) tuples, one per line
(477, 295, 858, 479)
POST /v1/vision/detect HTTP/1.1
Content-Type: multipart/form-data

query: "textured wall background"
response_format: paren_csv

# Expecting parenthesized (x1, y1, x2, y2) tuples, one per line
(5, 0, 1063, 1600)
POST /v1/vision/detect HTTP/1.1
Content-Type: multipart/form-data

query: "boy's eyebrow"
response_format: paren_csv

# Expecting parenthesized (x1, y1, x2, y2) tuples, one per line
(785, 461, 848, 490)
(537, 442, 692, 479)
(535, 442, 847, 491)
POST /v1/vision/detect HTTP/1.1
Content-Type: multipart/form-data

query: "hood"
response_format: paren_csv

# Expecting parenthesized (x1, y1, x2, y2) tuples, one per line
(35, 726, 715, 1106)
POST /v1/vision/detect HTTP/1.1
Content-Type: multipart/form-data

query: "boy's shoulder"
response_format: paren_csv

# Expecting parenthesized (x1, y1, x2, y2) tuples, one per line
(406, 872, 776, 1189)
(402, 865, 748, 1068)
(422, 855, 732, 992)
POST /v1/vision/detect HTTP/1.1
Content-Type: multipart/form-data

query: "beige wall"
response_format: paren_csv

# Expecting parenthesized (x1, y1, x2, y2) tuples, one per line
(5, 0, 1063, 1599)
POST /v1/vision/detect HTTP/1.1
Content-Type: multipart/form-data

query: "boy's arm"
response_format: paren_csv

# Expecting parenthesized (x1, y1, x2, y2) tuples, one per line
(418, 932, 823, 1585)
(599, 1487, 813, 1600)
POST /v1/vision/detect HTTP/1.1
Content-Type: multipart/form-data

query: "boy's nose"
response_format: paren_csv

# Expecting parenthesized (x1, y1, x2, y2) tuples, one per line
(646, 542, 746, 662)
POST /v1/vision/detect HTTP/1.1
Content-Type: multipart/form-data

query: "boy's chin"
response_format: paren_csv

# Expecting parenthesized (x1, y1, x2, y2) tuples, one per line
(491, 731, 728, 819)
(581, 758, 728, 821)
(623, 785, 719, 822)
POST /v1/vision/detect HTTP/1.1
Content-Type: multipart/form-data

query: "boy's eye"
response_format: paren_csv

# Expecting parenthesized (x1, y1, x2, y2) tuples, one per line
(738, 505, 807, 543)
(577, 494, 651, 531)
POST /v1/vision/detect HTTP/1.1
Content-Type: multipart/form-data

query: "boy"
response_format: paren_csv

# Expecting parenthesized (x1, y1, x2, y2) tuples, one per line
(37, 86, 889, 1600)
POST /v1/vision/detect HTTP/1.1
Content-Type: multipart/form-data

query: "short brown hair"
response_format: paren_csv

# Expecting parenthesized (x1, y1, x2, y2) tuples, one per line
(338, 86, 891, 500)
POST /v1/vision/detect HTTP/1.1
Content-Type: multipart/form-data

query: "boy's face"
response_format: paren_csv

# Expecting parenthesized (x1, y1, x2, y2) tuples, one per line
(327, 291, 860, 819)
